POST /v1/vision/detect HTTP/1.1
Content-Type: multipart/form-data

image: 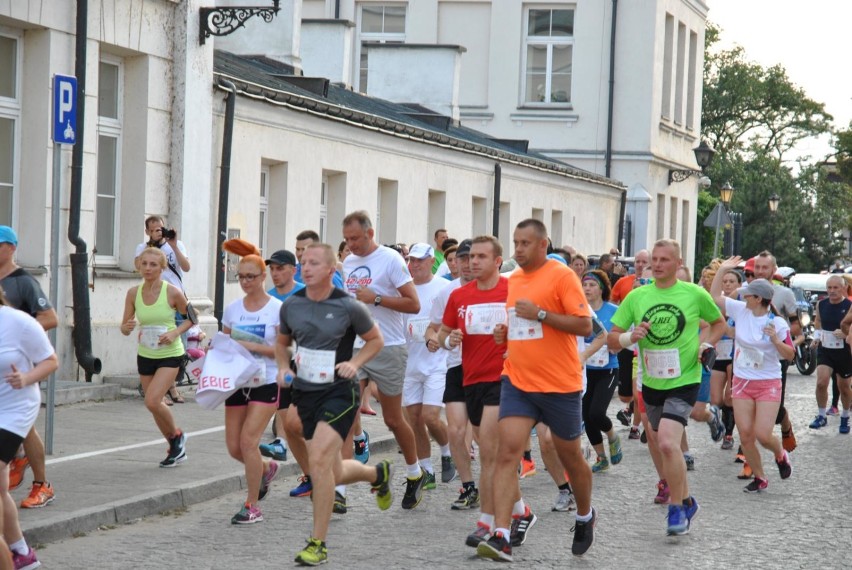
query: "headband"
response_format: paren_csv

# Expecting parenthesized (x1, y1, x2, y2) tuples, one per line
(582, 273, 605, 290)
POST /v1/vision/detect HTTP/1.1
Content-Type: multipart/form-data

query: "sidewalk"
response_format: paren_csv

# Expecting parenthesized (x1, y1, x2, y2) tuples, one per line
(15, 387, 396, 545)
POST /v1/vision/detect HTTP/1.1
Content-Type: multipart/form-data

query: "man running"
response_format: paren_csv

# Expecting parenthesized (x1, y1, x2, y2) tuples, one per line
(810, 275, 852, 433)
(608, 239, 725, 536)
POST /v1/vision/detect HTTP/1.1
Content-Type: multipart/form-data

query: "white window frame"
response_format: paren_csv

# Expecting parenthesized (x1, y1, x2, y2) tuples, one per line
(259, 167, 270, 257)
(0, 29, 23, 229)
(355, 3, 407, 93)
(95, 56, 123, 264)
(520, 6, 574, 108)
(319, 175, 328, 242)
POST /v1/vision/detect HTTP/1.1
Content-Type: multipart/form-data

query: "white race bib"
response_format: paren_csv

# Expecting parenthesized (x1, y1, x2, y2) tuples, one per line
(406, 318, 430, 343)
(295, 347, 336, 384)
(507, 308, 543, 341)
(715, 339, 734, 360)
(643, 348, 681, 379)
(139, 326, 168, 350)
(821, 331, 844, 349)
(587, 345, 611, 368)
(465, 303, 507, 335)
(353, 336, 366, 349)
(734, 346, 764, 370)
(248, 357, 267, 387)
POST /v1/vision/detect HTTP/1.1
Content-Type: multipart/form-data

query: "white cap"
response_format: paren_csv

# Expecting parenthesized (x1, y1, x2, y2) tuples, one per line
(407, 243, 434, 259)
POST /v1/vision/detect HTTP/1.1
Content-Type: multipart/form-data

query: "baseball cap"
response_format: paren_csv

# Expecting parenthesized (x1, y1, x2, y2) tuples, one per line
(407, 243, 434, 259)
(456, 239, 473, 257)
(743, 257, 755, 273)
(547, 253, 568, 266)
(265, 249, 296, 266)
(0, 226, 17, 246)
(738, 278, 774, 300)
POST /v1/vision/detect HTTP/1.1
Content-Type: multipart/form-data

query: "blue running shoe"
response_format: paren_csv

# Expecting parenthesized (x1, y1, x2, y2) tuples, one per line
(354, 431, 370, 464)
(683, 496, 700, 530)
(840, 417, 850, 434)
(809, 415, 827, 429)
(666, 504, 688, 536)
(290, 475, 312, 497)
(259, 439, 287, 461)
(609, 435, 623, 465)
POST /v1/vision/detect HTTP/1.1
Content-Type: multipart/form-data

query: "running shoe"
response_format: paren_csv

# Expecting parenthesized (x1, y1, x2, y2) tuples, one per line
(628, 426, 640, 440)
(465, 522, 491, 547)
(708, 405, 725, 442)
(476, 531, 512, 562)
(510, 506, 537, 546)
(401, 470, 426, 509)
(738, 462, 753, 480)
(666, 504, 688, 536)
(259, 461, 279, 501)
(684, 455, 695, 471)
(451, 486, 480, 510)
(259, 439, 287, 461)
(654, 480, 669, 504)
(827, 405, 839, 416)
(159, 431, 187, 468)
(616, 407, 632, 426)
(775, 450, 793, 479)
(840, 417, 850, 434)
(20, 482, 55, 509)
(11, 547, 40, 570)
(333, 490, 347, 514)
(782, 429, 797, 452)
(9, 456, 28, 491)
(571, 507, 597, 556)
(354, 431, 370, 464)
(371, 460, 394, 511)
(552, 489, 576, 512)
(290, 475, 313, 497)
(518, 457, 536, 478)
(809, 415, 827, 429)
(441, 455, 457, 483)
(640, 430, 648, 444)
(721, 435, 734, 450)
(231, 502, 263, 524)
(743, 477, 768, 493)
(591, 456, 609, 473)
(609, 435, 623, 465)
(295, 537, 327, 566)
(423, 471, 437, 490)
(683, 496, 700, 530)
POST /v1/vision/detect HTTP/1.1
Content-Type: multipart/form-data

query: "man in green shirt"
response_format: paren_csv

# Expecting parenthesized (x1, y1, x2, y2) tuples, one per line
(432, 228, 447, 274)
(608, 239, 725, 537)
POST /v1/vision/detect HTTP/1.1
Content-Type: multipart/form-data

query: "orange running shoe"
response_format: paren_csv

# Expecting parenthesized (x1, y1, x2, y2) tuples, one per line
(8, 457, 29, 491)
(20, 482, 55, 509)
(782, 429, 797, 453)
(518, 458, 536, 479)
(737, 462, 753, 480)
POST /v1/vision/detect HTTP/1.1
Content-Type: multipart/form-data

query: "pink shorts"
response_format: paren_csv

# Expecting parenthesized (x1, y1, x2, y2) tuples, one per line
(731, 376, 782, 402)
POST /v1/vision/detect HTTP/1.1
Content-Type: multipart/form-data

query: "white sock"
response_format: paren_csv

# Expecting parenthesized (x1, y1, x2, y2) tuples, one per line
(440, 444, 451, 457)
(494, 527, 511, 539)
(512, 498, 526, 517)
(683, 451, 693, 459)
(419, 458, 434, 474)
(8, 539, 28, 556)
(842, 409, 850, 418)
(576, 509, 593, 522)
(354, 432, 366, 441)
(818, 408, 827, 417)
(406, 462, 422, 478)
(479, 513, 495, 529)
(335, 484, 346, 497)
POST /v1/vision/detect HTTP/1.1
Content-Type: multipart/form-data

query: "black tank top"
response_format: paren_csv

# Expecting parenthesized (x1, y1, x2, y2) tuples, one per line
(818, 298, 851, 333)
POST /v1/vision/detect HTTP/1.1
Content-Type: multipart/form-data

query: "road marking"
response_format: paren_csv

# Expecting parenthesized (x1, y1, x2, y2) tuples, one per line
(45, 426, 225, 465)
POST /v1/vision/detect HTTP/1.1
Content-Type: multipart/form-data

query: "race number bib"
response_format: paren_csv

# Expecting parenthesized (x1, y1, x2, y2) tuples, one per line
(407, 318, 430, 343)
(715, 339, 734, 360)
(295, 347, 336, 384)
(821, 331, 844, 349)
(465, 303, 507, 335)
(139, 326, 168, 350)
(735, 346, 764, 369)
(507, 308, 543, 341)
(643, 349, 681, 379)
(587, 345, 610, 368)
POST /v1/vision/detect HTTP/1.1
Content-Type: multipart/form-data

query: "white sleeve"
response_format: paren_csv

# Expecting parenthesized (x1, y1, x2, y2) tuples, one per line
(19, 312, 55, 364)
(222, 301, 237, 329)
(430, 284, 451, 324)
(388, 251, 414, 290)
(177, 240, 189, 259)
(134, 242, 146, 258)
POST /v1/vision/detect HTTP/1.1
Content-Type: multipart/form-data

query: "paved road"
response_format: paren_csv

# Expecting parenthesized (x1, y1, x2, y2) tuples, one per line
(34, 372, 851, 568)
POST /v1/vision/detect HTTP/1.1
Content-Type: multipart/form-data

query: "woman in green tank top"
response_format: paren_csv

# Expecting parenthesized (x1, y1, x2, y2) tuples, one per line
(120, 247, 193, 468)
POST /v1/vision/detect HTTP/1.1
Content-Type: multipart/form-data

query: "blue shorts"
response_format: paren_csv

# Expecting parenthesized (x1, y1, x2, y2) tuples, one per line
(697, 368, 711, 403)
(498, 376, 583, 441)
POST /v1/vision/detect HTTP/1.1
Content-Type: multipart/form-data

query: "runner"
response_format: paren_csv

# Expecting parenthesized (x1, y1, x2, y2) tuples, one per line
(810, 275, 852, 433)
(711, 269, 741, 449)
(608, 239, 725, 536)
(276, 243, 393, 566)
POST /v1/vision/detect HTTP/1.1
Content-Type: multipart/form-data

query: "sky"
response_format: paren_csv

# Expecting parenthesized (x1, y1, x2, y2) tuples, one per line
(706, 1, 851, 164)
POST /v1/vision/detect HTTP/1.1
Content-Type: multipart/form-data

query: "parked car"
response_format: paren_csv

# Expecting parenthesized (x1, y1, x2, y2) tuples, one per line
(789, 273, 830, 304)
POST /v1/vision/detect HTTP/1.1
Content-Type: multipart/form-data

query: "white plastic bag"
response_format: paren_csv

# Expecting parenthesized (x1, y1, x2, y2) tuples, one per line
(194, 332, 262, 410)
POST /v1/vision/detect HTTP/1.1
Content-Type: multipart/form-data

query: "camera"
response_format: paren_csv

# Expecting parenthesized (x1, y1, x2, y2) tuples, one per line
(161, 228, 177, 240)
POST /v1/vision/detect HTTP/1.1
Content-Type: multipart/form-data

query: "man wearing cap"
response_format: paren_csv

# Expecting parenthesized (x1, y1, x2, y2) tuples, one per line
(0, 226, 58, 509)
(403, 243, 454, 488)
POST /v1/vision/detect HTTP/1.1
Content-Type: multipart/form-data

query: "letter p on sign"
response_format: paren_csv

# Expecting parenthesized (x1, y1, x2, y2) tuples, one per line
(53, 75, 77, 145)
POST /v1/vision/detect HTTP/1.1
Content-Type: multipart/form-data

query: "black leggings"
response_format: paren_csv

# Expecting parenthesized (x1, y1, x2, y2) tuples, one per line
(583, 368, 618, 446)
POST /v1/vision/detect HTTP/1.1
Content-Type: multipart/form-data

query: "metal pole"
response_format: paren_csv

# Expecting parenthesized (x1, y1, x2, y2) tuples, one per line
(712, 214, 720, 259)
(46, 142, 62, 454)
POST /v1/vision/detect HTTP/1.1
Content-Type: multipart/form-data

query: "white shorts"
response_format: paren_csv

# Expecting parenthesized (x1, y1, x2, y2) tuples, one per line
(402, 372, 447, 407)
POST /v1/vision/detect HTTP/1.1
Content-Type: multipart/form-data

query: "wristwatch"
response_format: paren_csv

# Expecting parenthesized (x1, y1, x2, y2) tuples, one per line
(537, 309, 547, 322)
(373, 295, 382, 306)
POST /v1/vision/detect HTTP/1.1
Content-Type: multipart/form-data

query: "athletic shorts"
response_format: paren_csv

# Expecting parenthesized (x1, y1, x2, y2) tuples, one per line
(278, 386, 292, 409)
(697, 368, 711, 403)
(0, 429, 24, 465)
(499, 376, 583, 441)
(641, 383, 700, 430)
(137, 355, 184, 376)
(616, 349, 635, 398)
(732, 377, 782, 402)
(817, 348, 852, 378)
(464, 380, 501, 427)
(403, 371, 446, 407)
(292, 381, 360, 441)
(443, 365, 465, 403)
(355, 345, 407, 397)
(712, 358, 732, 373)
(225, 382, 280, 407)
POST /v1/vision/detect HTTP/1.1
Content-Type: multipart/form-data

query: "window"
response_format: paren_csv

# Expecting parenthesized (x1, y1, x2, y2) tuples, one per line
(259, 167, 269, 256)
(0, 34, 20, 227)
(661, 14, 674, 119)
(319, 175, 328, 242)
(357, 4, 406, 92)
(377, 179, 398, 243)
(522, 8, 574, 105)
(472, 196, 487, 237)
(686, 31, 698, 129)
(96, 59, 122, 261)
(674, 22, 686, 124)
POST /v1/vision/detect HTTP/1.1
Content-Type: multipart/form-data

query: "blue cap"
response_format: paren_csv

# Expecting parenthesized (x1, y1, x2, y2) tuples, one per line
(0, 226, 17, 245)
(547, 253, 568, 266)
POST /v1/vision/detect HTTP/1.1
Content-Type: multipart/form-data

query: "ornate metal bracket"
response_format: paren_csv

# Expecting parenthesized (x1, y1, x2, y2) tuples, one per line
(200, 0, 281, 45)
(667, 168, 701, 185)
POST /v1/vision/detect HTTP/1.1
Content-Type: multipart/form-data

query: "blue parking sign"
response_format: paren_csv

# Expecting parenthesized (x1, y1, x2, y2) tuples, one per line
(53, 75, 77, 145)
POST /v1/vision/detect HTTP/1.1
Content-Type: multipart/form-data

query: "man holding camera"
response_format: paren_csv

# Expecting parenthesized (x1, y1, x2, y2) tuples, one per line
(135, 216, 191, 288)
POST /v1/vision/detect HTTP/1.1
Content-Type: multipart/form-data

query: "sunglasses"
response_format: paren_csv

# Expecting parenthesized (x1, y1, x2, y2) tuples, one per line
(744, 271, 754, 278)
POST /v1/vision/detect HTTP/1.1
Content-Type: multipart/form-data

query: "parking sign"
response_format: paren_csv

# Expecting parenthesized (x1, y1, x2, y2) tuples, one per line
(53, 75, 77, 145)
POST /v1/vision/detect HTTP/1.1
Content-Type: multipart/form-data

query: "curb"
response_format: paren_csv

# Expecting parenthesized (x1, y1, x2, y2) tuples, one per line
(23, 435, 397, 545)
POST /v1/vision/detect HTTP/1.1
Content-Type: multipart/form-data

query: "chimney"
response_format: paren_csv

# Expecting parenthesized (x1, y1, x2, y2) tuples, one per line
(300, 19, 355, 87)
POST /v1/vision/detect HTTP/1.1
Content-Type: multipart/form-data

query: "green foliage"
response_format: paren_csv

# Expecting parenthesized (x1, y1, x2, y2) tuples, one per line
(694, 190, 718, 272)
(836, 122, 852, 184)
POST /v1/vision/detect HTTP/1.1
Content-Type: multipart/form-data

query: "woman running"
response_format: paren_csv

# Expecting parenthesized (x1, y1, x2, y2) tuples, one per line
(221, 239, 284, 524)
(0, 287, 58, 569)
(710, 258, 794, 492)
(711, 269, 741, 449)
(121, 247, 193, 467)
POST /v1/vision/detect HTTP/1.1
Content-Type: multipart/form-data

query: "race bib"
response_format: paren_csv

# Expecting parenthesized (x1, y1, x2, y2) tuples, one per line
(248, 357, 267, 387)
(821, 331, 844, 349)
(139, 326, 168, 350)
(465, 303, 507, 335)
(407, 318, 430, 343)
(643, 348, 681, 379)
(507, 308, 543, 341)
(715, 339, 734, 360)
(353, 336, 366, 349)
(587, 345, 610, 368)
(735, 346, 764, 369)
(295, 347, 336, 384)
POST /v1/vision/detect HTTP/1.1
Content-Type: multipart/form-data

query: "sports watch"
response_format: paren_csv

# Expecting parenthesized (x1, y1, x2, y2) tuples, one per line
(374, 295, 382, 306)
(537, 309, 547, 322)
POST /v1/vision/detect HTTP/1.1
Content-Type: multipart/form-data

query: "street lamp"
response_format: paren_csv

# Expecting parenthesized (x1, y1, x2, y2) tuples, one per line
(712, 181, 735, 258)
(668, 140, 716, 185)
(769, 193, 780, 251)
(720, 181, 734, 205)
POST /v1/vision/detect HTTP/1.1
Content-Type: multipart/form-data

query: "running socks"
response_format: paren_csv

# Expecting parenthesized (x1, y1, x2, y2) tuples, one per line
(512, 499, 526, 517)
(406, 463, 422, 478)
(523, 450, 532, 462)
(419, 458, 434, 475)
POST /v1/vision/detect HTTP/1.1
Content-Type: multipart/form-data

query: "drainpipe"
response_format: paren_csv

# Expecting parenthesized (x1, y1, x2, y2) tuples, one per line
(334, 0, 340, 19)
(605, 0, 627, 252)
(67, 0, 102, 381)
(492, 163, 502, 238)
(213, 80, 237, 329)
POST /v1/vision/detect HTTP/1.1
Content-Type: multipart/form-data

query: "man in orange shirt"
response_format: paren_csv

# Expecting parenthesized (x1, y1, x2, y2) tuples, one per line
(610, 249, 649, 303)
(477, 219, 596, 562)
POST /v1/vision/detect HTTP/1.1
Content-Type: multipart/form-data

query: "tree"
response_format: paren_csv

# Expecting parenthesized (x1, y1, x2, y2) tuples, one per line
(835, 122, 852, 184)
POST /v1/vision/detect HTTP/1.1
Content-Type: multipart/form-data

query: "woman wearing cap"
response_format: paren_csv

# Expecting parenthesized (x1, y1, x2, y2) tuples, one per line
(710, 257, 794, 492)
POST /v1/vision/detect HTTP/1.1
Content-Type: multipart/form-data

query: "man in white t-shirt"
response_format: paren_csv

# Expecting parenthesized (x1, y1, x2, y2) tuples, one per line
(134, 215, 190, 291)
(342, 210, 426, 510)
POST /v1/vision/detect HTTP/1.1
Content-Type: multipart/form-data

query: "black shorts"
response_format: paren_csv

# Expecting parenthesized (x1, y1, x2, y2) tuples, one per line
(817, 348, 852, 378)
(616, 349, 634, 398)
(712, 358, 732, 373)
(278, 386, 293, 409)
(292, 381, 360, 441)
(443, 365, 465, 403)
(0, 429, 24, 464)
(641, 383, 700, 429)
(464, 380, 501, 427)
(225, 383, 280, 407)
(137, 355, 184, 376)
